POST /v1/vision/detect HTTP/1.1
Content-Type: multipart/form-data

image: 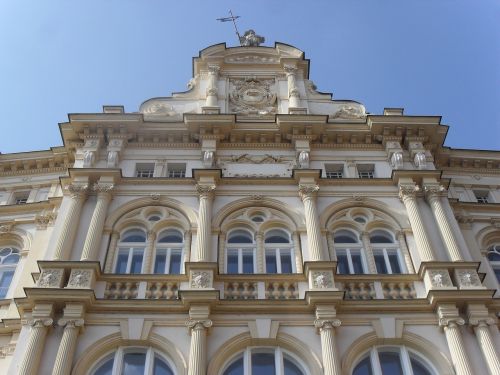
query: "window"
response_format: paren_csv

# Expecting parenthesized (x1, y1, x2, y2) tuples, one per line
(222, 347, 306, 375)
(0, 247, 20, 298)
(115, 230, 146, 274)
(167, 163, 186, 178)
(487, 244, 500, 283)
(474, 190, 490, 204)
(357, 164, 375, 179)
(370, 231, 404, 274)
(325, 164, 344, 179)
(334, 230, 366, 274)
(136, 163, 155, 178)
(264, 230, 294, 274)
(154, 229, 184, 274)
(14, 192, 29, 205)
(353, 346, 433, 375)
(226, 230, 255, 274)
(92, 347, 174, 375)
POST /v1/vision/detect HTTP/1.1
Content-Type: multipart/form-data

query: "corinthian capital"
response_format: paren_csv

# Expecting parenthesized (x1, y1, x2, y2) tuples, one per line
(298, 184, 319, 200)
(196, 184, 216, 198)
(66, 183, 89, 199)
(398, 184, 419, 201)
(283, 64, 297, 75)
(423, 184, 446, 200)
(207, 65, 220, 75)
(314, 319, 341, 331)
(93, 182, 115, 194)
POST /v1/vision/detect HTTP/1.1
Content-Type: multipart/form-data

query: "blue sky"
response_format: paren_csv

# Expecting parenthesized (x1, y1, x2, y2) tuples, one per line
(0, 0, 499, 153)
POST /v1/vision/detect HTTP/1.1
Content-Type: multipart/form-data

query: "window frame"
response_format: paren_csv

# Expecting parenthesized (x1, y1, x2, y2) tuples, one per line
(0, 247, 20, 299)
(357, 164, 375, 179)
(167, 163, 186, 178)
(474, 190, 490, 204)
(325, 163, 344, 179)
(333, 230, 367, 275)
(154, 229, 185, 275)
(370, 231, 405, 275)
(226, 230, 256, 274)
(487, 244, 500, 283)
(135, 163, 155, 178)
(114, 229, 147, 274)
(264, 230, 295, 274)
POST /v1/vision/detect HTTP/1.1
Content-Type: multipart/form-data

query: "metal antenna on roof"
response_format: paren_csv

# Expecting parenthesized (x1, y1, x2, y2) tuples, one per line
(217, 10, 242, 45)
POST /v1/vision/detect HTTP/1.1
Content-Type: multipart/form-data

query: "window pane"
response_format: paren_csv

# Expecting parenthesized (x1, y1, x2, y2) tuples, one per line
(284, 358, 304, 375)
(411, 358, 432, 375)
(351, 254, 364, 274)
(158, 230, 183, 243)
(130, 251, 143, 274)
(379, 352, 403, 375)
(122, 230, 146, 242)
(3, 254, 19, 264)
(227, 253, 238, 274)
(388, 253, 401, 273)
(337, 254, 349, 274)
(0, 270, 14, 298)
(116, 251, 129, 273)
(494, 268, 500, 283)
(280, 253, 293, 273)
(374, 254, 388, 274)
(228, 231, 253, 243)
(169, 252, 182, 274)
(252, 352, 275, 375)
(242, 253, 254, 274)
(266, 253, 277, 274)
(122, 352, 146, 375)
(94, 358, 114, 375)
(154, 252, 166, 274)
(153, 356, 174, 375)
(334, 232, 357, 243)
(488, 252, 500, 261)
(223, 357, 244, 375)
(370, 235, 392, 244)
(353, 357, 373, 375)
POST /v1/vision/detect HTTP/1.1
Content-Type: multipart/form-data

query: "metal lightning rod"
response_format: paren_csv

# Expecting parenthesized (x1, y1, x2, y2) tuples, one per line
(216, 10, 242, 45)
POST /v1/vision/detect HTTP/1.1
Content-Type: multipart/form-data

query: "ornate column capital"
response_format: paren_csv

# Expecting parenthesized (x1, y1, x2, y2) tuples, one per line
(398, 184, 419, 201)
(93, 182, 115, 198)
(185, 319, 213, 332)
(26, 318, 54, 328)
(469, 317, 496, 327)
(314, 319, 341, 331)
(58, 318, 85, 329)
(298, 184, 319, 201)
(283, 64, 298, 75)
(439, 317, 465, 328)
(65, 183, 89, 200)
(207, 64, 220, 75)
(423, 184, 447, 201)
(196, 184, 216, 199)
(147, 230, 157, 242)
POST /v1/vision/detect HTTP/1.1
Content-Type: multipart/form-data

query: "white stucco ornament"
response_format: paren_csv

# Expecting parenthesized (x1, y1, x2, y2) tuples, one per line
(390, 151, 403, 169)
(414, 152, 427, 169)
(298, 151, 310, 169)
(229, 77, 277, 114)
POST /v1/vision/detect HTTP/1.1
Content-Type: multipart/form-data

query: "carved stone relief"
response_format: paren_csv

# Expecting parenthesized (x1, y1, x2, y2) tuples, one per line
(428, 269, 453, 289)
(37, 269, 64, 288)
(67, 269, 93, 289)
(190, 271, 212, 289)
(454, 269, 483, 289)
(311, 271, 334, 289)
(229, 77, 277, 115)
(330, 104, 366, 119)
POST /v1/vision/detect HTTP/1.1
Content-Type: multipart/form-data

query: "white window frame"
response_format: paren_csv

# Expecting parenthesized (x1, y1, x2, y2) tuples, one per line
(264, 230, 295, 274)
(91, 346, 176, 375)
(487, 244, 500, 283)
(13, 191, 30, 205)
(167, 163, 186, 178)
(0, 247, 20, 299)
(135, 163, 155, 178)
(325, 164, 344, 179)
(372, 247, 405, 274)
(115, 247, 145, 274)
(335, 248, 367, 274)
(357, 164, 375, 179)
(154, 248, 183, 274)
(474, 190, 490, 204)
(226, 230, 256, 274)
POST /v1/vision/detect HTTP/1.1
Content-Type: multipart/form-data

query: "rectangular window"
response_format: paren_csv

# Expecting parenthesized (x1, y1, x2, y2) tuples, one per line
(0, 270, 14, 299)
(227, 251, 239, 274)
(14, 192, 30, 205)
(373, 249, 403, 274)
(115, 248, 144, 274)
(337, 254, 349, 274)
(265, 249, 294, 274)
(226, 248, 255, 274)
(357, 164, 375, 179)
(474, 190, 489, 204)
(154, 249, 182, 274)
(135, 163, 155, 178)
(374, 253, 388, 274)
(336, 249, 365, 274)
(325, 164, 344, 179)
(167, 163, 186, 178)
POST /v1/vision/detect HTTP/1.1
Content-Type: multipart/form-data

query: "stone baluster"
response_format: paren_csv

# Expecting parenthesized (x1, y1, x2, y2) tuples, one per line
(80, 183, 114, 261)
(18, 317, 53, 375)
(284, 65, 301, 108)
(52, 319, 84, 375)
(398, 183, 435, 261)
(424, 184, 464, 261)
(314, 319, 342, 375)
(299, 185, 324, 261)
(205, 65, 220, 108)
(195, 184, 216, 262)
(360, 231, 377, 273)
(142, 231, 157, 273)
(53, 184, 89, 260)
(186, 319, 212, 375)
(104, 231, 120, 273)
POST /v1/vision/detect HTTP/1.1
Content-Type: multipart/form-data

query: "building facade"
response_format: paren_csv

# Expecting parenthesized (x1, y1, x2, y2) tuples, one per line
(0, 36, 499, 375)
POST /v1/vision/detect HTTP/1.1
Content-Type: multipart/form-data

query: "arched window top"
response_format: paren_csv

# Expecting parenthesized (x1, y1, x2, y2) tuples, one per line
(0, 247, 20, 265)
(370, 230, 394, 244)
(157, 229, 183, 243)
(334, 230, 359, 243)
(265, 229, 290, 244)
(121, 229, 147, 243)
(487, 244, 500, 261)
(228, 230, 254, 244)
(91, 347, 175, 375)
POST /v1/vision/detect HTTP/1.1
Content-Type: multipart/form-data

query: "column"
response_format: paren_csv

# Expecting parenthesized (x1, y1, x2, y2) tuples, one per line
(469, 318, 500, 375)
(360, 232, 377, 274)
(256, 231, 264, 273)
(299, 185, 324, 261)
(80, 183, 114, 261)
(52, 319, 84, 375)
(439, 318, 473, 375)
(314, 319, 342, 375)
(186, 319, 212, 375)
(284, 65, 300, 108)
(53, 184, 89, 260)
(424, 185, 463, 261)
(195, 184, 216, 262)
(217, 232, 226, 272)
(205, 65, 220, 108)
(293, 232, 304, 273)
(104, 231, 120, 273)
(142, 231, 157, 273)
(397, 231, 415, 273)
(183, 231, 192, 270)
(18, 318, 53, 375)
(398, 184, 435, 261)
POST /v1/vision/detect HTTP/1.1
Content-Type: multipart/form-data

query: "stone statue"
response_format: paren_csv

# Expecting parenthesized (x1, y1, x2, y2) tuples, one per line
(239, 30, 265, 47)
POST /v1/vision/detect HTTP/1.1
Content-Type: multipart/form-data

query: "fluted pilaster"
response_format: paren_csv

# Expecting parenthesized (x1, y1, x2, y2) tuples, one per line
(399, 184, 435, 261)
(54, 184, 88, 260)
(18, 318, 53, 375)
(186, 319, 212, 375)
(440, 318, 473, 375)
(470, 318, 500, 375)
(52, 319, 84, 375)
(205, 65, 220, 107)
(104, 231, 120, 273)
(314, 319, 342, 375)
(142, 231, 157, 273)
(361, 231, 376, 273)
(284, 65, 300, 108)
(80, 183, 114, 261)
(299, 185, 323, 261)
(424, 185, 463, 261)
(195, 184, 215, 262)
(256, 231, 264, 273)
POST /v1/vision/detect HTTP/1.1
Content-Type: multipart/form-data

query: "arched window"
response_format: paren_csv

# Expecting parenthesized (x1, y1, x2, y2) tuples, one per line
(226, 230, 255, 274)
(0, 247, 20, 298)
(334, 230, 366, 275)
(487, 244, 500, 282)
(92, 347, 175, 375)
(265, 230, 294, 274)
(222, 347, 306, 375)
(154, 229, 184, 274)
(370, 230, 404, 274)
(353, 346, 434, 375)
(115, 229, 146, 274)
